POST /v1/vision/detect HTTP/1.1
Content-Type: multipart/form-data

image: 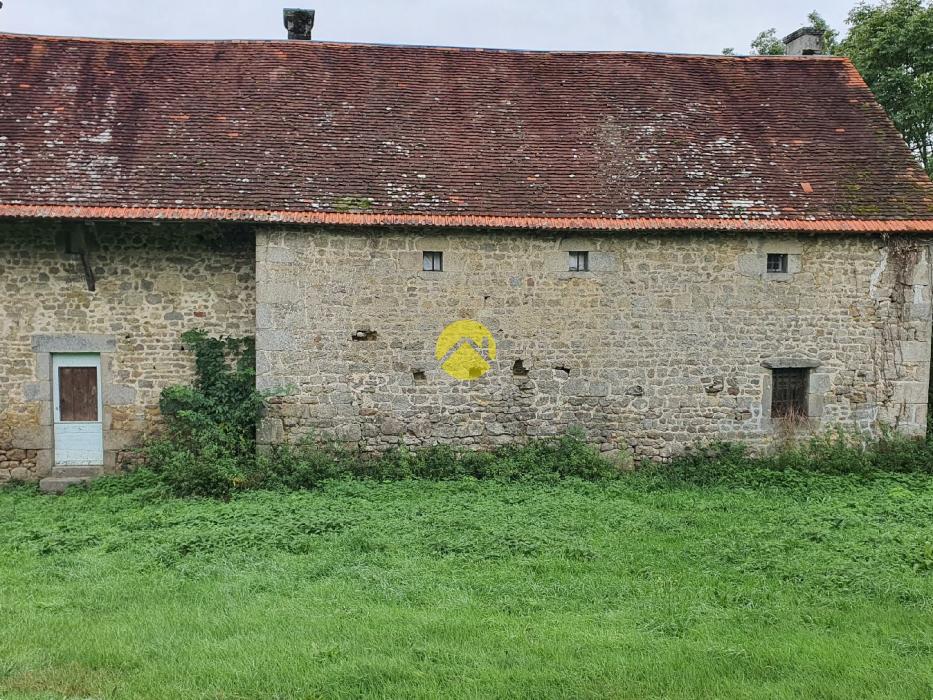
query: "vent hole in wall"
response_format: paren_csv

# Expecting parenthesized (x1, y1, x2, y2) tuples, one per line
(352, 330, 378, 341)
(512, 360, 530, 377)
(413, 369, 426, 382)
(555, 366, 571, 375)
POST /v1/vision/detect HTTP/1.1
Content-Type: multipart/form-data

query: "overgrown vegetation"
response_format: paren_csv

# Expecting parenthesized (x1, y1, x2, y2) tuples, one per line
(258, 432, 619, 491)
(144, 330, 265, 497)
(656, 431, 933, 486)
(154, 428, 621, 499)
(144, 331, 621, 498)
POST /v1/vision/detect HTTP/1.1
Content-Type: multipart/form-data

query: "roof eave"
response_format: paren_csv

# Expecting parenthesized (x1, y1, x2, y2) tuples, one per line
(1, 205, 932, 234)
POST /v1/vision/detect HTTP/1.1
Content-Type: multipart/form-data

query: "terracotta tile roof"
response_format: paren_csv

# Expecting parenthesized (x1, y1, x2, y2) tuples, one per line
(1, 33, 931, 232)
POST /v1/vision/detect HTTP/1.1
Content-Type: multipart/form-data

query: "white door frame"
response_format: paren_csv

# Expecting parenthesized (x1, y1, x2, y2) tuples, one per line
(52, 353, 104, 466)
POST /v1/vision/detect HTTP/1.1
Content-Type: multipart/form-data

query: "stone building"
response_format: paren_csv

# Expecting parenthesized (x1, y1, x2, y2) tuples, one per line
(1, 16, 932, 489)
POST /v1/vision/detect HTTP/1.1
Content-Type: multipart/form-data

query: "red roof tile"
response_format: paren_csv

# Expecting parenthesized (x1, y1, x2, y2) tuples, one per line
(0, 33, 931, 231)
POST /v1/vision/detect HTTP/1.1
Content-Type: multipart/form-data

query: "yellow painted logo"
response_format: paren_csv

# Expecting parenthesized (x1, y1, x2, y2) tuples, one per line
(435, 320, 497, 380)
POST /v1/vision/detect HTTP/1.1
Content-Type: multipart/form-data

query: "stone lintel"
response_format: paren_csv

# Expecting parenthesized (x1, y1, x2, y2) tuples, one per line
(760, 358, 822, 370)
(31, 334, 117, 354)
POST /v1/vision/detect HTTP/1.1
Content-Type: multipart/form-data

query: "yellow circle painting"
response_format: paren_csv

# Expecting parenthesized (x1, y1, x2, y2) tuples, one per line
(435, 320, 497, 381)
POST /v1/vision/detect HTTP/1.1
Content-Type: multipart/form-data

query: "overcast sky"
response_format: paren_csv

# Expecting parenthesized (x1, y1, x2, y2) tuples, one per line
(0, 0, 854, 55)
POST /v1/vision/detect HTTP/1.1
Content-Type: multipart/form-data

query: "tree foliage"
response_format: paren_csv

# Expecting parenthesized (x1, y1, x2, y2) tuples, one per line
(751, 28, 787, 55)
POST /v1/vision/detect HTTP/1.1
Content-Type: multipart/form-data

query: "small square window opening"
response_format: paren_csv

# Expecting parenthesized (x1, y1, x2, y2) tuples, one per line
(423, 251, 443, 272)
(771, 368, 809, 420)
(569, 251, 589, 272)
(767, 253, 788, 274)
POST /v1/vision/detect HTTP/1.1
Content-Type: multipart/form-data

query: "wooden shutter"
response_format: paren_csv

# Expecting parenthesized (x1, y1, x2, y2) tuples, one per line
(771, 368, 808, 419)
(58, 367, 99, 422)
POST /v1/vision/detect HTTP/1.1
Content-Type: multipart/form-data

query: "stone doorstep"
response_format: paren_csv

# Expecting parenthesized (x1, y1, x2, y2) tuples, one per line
(50, 465, 104, 478)
(39, 465, 104, 494)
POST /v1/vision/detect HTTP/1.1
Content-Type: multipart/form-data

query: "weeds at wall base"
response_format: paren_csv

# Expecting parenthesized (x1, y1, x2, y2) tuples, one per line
(140, 428, 933, 499)
(145, 431, 622, 499)
(643, 430, 933, 488)
(140, 331, 933, 499)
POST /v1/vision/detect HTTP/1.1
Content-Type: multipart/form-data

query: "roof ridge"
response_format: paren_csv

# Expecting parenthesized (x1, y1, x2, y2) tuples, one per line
(0, 31, 850, 60)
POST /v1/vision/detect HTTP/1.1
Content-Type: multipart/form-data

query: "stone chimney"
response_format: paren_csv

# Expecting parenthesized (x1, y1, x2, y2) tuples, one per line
(782, 27, 824, 55)
(284, 8, 315, 40)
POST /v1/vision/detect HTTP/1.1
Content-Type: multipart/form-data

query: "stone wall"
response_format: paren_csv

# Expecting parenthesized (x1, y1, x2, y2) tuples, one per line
(256, 228, 932, 460)
(0, 221, 255, 481)
(4, 222, 927, 477)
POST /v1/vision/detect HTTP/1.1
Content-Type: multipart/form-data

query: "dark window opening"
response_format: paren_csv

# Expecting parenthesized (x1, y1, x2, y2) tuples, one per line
(569, 251, 589, 272)
(771, 368, 808, 420)
(766, 253, 788, 274)
(423, 251, 443, 272)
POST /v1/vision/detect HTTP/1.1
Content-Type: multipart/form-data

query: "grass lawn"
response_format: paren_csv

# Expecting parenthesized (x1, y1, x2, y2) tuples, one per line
(0, 471, 931, 699)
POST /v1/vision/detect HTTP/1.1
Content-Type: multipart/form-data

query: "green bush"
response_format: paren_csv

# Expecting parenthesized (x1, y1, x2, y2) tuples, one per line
(145, 330, 264, 498)
(252, 441, 357, 491)
(460, 430, 620, 482)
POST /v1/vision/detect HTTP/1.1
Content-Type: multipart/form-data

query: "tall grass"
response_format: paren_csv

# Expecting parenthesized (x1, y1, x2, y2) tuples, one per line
(0, 471, 931, 698)
(650, 430, 933, 486)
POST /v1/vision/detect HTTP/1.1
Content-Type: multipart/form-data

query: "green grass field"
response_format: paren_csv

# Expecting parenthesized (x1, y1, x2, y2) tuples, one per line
(0, 471, 931, 699)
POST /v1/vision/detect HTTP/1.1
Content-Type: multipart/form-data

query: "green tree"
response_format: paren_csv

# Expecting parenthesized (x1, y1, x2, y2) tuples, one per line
(840, 0, 933, 175)
(808, 10, 840, 53)
(751, 28, 787, 55)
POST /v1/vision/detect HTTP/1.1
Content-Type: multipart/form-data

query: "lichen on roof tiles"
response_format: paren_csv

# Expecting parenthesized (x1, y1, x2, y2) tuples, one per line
(0, 34, 930, 230)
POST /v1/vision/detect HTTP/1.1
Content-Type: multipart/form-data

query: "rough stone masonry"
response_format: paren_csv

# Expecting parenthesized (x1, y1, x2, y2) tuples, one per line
(256, 228, 932, 461)
(0, 221, 255, 481)
(2, 221, 931, 481)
